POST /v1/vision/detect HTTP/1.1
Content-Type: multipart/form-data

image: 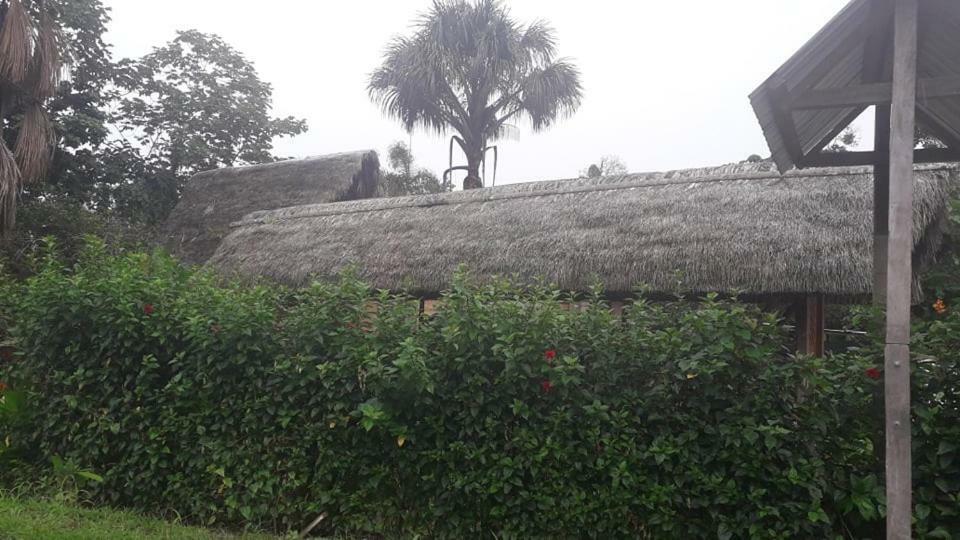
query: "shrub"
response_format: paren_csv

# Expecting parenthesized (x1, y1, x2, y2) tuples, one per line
(0, 241, 957, 538)
(0, 197, 152, 279)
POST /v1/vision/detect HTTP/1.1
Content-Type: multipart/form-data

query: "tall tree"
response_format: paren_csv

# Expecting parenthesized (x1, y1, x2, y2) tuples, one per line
(369, 0, 581, 189)
(0, 0, 64, 239)
(108, 30, 307, 223)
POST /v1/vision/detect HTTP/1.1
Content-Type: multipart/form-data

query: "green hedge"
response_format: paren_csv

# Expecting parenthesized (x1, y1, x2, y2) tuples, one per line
(0, 241, 957, 538)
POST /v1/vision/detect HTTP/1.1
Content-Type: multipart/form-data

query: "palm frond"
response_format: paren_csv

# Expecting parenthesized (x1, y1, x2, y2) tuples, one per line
(31, 9, 61, 98)
(369, 35, 459, 134)
(14, 102, 55, 184)
(0, 140, 20, 237)
(518, 20, 556, 66)
(0, 0, 34, 84)
(520, 59, 582, 131)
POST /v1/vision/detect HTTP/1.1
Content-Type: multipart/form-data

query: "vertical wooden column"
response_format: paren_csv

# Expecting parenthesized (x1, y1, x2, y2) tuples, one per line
(885, 0, 918, 537)
(874, 105, 891, 305)
(796, 294, 825, 357)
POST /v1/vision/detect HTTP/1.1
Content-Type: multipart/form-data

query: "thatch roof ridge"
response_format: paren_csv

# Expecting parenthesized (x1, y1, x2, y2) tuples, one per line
(188, 150, 376, 182)
(235, 162, 959, 227)
(209, 162, 958, 299)
(164, 150, 380, 265)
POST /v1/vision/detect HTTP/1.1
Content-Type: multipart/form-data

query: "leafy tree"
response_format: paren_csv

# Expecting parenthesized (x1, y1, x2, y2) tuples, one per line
(0, 0, 64, 239)
(107, 30, 307, 223)
(44, 0, 113, 202)
(369, 0, 582, 189)
(824, 127, 859, 153)
(381, 141, 450, 197)
(582, 155, 627, 178)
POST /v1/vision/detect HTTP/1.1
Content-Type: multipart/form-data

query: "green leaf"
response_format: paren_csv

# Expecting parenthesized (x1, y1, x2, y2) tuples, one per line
(938, 441, 957, 455)
(77, 471, 104, 483)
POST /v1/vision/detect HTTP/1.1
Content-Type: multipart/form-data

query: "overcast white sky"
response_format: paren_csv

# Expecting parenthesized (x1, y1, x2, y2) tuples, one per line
(104, 0, 866, 186)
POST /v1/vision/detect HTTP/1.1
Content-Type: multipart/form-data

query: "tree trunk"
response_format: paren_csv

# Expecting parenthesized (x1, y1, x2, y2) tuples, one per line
(463, 144, 483, 190)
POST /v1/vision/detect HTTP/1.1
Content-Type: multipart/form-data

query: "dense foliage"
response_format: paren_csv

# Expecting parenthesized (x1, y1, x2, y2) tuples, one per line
(105, 30, 307, 224)
(18, 20, 307, 231)
(0, 243, 958, 538)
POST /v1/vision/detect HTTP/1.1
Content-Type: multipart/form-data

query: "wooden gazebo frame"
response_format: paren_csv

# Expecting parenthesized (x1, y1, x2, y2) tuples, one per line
(751, 0, 960, 537)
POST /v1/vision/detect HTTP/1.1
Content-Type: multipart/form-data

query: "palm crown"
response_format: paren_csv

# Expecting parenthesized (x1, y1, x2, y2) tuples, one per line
(369, 0, 582, 188)
(0, 0, 62, 238)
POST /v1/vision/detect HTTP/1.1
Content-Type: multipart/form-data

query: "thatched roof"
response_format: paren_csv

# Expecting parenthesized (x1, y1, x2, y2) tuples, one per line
(208, 162, 958, 300)
(164, 150, 380, 264)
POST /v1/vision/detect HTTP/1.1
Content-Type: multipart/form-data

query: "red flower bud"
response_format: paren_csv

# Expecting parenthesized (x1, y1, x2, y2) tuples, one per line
(865, 367, 882, 380)
(544, 349, 557, 364)
(0, 381, 7, 393)
(540, 380, 554, 393)
(143, 304, 155, 316)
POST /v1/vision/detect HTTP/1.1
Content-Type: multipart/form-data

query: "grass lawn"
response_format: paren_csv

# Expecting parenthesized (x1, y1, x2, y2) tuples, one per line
(0, 495, 280, 540)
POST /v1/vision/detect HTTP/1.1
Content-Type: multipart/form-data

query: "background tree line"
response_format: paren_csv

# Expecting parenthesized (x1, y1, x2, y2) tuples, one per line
(0, 0, 309, 252)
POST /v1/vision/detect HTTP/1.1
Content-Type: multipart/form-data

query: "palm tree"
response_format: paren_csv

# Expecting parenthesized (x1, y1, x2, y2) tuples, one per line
(369, 0, 582, 189)
(0, 0, 62, 240)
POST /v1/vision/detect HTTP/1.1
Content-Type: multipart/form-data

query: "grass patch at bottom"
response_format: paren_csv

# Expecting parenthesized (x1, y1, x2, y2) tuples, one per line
(0, 495, 280, 540)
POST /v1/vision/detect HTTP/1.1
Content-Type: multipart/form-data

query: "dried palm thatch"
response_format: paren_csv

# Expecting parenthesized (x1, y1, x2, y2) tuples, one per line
(30, 10, 60, 98)
(164, 150, 381, 264)
(0, 0, 63, 240)
(0, 0, 33, 84)
(0, 140, 20, 235)
(209, 162, 958, 301)
(13, 102, 54, 184)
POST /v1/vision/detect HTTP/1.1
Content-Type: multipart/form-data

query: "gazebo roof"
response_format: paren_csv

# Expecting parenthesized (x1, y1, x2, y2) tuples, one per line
(751, 0, 960, 172)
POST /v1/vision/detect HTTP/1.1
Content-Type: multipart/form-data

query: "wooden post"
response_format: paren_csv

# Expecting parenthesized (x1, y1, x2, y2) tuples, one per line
(874, 104, 891, 305)
(885, 0, 918, 538)
(796, 294, 825, 357)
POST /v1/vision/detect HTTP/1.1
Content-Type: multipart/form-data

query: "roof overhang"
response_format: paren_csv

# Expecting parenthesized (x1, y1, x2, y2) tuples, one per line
(751, 0, 960, 172)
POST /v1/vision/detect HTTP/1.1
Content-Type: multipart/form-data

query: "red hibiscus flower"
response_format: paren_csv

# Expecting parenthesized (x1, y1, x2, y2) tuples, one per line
(143, 304, 155, 316)
(865, 367, 882, 380)
(540, 380, 554, 393)
(544, 349, 557, 364)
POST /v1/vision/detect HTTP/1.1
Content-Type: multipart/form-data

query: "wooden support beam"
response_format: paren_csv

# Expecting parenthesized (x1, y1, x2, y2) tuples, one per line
(790, 75, 960, 111)
(769, 84, 806, 166)
(870, 0, 893, 308)
(874, 105, 891, 306)
(885, 0, 918, 537)
(796, 294, 826, 357)
(916, 107, 960, 150)
(793, 81, 894, 110)
(801, 147, 960, 167)
(805, 7, 893, 168)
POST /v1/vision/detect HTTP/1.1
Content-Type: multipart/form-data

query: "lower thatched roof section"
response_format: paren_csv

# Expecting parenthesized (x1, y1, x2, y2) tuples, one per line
(208, 162, 957, 299)
(164, 150, 380, 264)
